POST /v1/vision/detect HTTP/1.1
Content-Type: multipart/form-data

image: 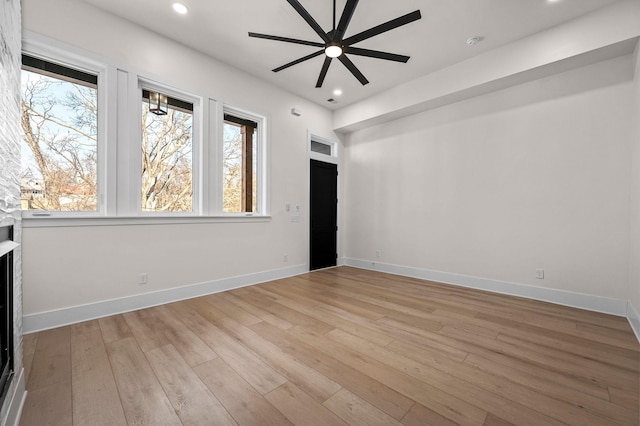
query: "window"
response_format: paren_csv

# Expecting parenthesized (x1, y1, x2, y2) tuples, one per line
(20, 38, 269, 223)
(311, 140, 332, 156)
(141, 89, 194, 213)
(20, 54, 99, 212)
(223, 112, 259, 213)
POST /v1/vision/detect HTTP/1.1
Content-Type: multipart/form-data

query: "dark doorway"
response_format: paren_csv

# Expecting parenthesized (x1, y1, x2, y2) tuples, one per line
(310, 160, 337, 270)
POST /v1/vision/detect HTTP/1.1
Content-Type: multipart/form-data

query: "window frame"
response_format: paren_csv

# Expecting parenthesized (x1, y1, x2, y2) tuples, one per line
(136, 78, 202, 217)
(309, 133, 339, 165)
(20, 40, 110, 219)
(19, 34, 271, 226)
(219, 105, 268, 217)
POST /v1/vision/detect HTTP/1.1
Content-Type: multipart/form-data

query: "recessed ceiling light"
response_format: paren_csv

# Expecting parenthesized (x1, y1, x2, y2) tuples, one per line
(172, 3, 188, 15)
(333, 89, 343, 96)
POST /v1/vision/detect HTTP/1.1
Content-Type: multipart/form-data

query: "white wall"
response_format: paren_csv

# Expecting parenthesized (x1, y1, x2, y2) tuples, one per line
(21, 0, 336, 323)
(343, 54, 634, 303)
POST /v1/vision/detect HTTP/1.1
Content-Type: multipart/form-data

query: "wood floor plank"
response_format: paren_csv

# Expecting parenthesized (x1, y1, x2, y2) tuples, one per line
(464, 353, 638, 425)
(70, 320, 126, 426)
(27, 326, 71, 391)
(98, 314, 132, 343)
(263, 278, 386, 321)
(22, 332, 38, 385)
(148, 304, 218, 367)
(167, 307, 287, 395)
(375, 319, 470, 363)
(327, 328, 573, 426)
(265, 382, 347, 426)
(400, 402, 461, 426)
(146, 344, 237, 425)
(386, 338, 468, 368)
(609, 386, 640, 411)
(106, 337, 181, 425)
(217, 316, 342, 403)
(19, 380, 72, 426)
(184, 296, 228, 323)
(250, 321, 414, 420)
(437, 324, 629, 395)
(255, 285, 394, 346)
(194, 357, 293, 426)
(218, 291, 294, 330)
(458, 334, 613, 401)
(495, 332, 638, 391)
(290, 326, 488, 426)
(476, 312, 640, 370)
(323, 388, 403, 426)
(306, 281, 442, 321)
(203, 292, 262, 325)
(483, 414, 516, 426)
(122, 308, 169, 352)
(241, 286, 336, 334)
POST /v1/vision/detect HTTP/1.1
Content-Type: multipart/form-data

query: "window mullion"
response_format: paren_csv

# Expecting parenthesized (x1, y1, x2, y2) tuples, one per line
(242, 126, 253, 212)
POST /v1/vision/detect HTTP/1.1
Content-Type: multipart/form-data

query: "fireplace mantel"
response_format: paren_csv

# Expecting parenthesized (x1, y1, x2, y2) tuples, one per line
(0, 242, 18, 259)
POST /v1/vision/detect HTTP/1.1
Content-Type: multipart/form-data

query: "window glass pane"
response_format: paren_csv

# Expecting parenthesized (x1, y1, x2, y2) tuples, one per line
(20, 65, 98, 211)
(311, 140, 332, 156)
(223, 117, 258, 213)
(141, 93, 193, 212)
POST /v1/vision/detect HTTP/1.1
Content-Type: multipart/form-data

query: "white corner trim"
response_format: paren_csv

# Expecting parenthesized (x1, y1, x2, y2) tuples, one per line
(627, 300, 640, 343)
(2, 368, 25, 426)
(23, 264, 308, 333)
(342, 258, 629, 317)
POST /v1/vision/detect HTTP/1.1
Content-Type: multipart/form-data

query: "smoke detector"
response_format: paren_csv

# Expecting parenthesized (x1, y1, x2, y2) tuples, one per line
(466, 36, 481, 46)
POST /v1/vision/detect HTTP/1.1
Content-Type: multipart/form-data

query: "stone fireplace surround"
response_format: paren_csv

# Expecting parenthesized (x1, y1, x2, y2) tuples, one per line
(0, 0, 27, 424)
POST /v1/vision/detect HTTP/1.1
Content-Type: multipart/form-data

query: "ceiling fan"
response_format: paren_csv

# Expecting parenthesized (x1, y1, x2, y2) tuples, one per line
(249, 0, 421, 88)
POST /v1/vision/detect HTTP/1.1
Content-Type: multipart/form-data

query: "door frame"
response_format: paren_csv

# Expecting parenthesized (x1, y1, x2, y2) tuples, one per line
(307, 131, 340, 271)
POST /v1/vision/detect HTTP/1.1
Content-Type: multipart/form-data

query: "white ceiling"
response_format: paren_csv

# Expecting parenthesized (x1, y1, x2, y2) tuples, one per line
(80, 0, 622, 109)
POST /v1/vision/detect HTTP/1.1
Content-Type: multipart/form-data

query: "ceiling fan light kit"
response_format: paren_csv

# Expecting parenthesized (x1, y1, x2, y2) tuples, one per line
(325, 43, 343, 58)
(249, 0, 421, 88)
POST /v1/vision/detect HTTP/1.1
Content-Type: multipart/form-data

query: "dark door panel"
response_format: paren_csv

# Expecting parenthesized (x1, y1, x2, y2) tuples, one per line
(310, 160, 337, 270)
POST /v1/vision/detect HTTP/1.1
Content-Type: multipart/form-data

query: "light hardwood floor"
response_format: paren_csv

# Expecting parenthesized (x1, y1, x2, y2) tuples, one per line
(19, 267, 640, 425)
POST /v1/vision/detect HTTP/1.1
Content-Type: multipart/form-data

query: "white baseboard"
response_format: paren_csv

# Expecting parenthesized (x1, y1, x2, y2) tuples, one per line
(628, 301, 640, 343)
(23, 264, 308, 333)
(1, 368, 25, 426)
(342, 258, 629, 317)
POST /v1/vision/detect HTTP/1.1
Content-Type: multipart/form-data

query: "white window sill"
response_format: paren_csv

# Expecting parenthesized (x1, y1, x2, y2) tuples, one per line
(22, 214, 272, 228)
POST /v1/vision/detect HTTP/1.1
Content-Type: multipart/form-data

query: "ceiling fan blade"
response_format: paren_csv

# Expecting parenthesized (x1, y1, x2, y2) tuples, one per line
(272, 50, 324, 73)
(343, 10, 421, 46)
(338, 55, 369, 85)
(343, 46, 410, 63)
(316, 57, 332, 88)
(334, 0, 359, 42)
(287, 0, 331, 43)
(249, 32, 325, 48)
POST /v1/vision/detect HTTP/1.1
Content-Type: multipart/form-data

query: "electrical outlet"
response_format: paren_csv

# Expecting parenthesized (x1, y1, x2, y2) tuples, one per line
(535, 269, 544, 279)
(375, 250, 381, 258)
(138, 273, 148, 285)
(283, 254, 288, 262)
